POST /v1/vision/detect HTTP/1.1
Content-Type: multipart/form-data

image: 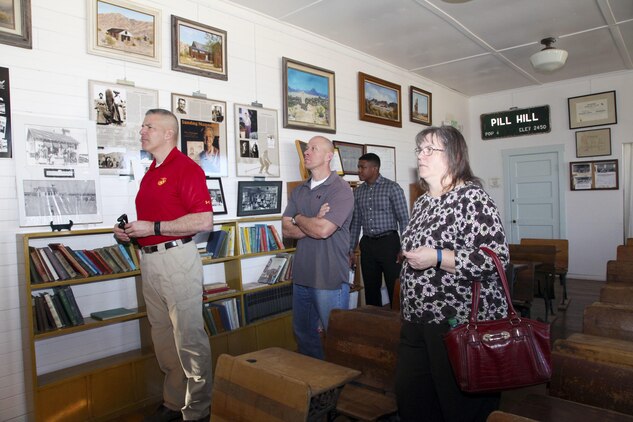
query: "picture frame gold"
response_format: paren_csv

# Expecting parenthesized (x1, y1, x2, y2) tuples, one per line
(333, 140, 364, 175)
(171, 15, 227, 80)
(358, 72, 402, 128)
(0, 0, 31, 49)
(283, 57, 336, 133)
(87, 0, 162, 67)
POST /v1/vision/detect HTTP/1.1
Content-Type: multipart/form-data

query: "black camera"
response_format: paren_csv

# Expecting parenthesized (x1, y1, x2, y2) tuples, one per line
(117, 214, 128, 229)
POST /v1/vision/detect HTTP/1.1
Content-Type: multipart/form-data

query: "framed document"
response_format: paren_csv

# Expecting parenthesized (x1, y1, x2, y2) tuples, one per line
(575, 128, 611, 158)
(568, 91, 617, 129)
(570, 159, 618, 191)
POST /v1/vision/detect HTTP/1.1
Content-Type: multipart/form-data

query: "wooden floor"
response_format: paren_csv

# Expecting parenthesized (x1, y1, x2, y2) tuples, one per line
(112, 277, 628, 422)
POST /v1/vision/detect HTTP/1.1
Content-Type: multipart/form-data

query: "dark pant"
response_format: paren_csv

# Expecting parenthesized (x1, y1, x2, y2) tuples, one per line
(359, 232, 401, 307)
(395, 321, 500, 422)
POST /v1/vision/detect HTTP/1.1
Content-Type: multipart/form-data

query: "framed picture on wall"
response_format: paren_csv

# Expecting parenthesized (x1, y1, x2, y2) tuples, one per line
(0, 0, 31, 49)
(172, 93, 228, 177)
(87, 0, 162, 67)
(410, 86, 432, 125)
(575, 128, 611, 158)
(234, 104, 279, 177)
(333, 141, 364, 175)
(0, 67, 13, 158)
(237, 180, 283, 217)
(282, 57, 336, 133)
(364, 144, 396, 180)
(171, 15, 227, 80)
(568, 90, 617, 129)
(358, 72, 402, 128)
(206, 177, 227, 215)
(570, 159, 618, 191)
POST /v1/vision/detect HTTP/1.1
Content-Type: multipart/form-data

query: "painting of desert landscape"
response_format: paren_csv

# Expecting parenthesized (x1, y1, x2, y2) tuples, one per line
(284, 58, 336, 133)
(96, 0, 156, 59)
(0, 0, 16, 31)
(364, 80, 399, 122)
(174, 17, 226, 80)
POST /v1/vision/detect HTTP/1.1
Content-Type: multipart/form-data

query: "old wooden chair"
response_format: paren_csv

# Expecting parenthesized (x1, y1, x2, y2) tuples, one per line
(520, 238, 569, 310)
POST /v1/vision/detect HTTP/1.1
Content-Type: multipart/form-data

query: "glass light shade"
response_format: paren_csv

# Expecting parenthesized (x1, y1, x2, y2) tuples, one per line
(530, 48, 568, 72)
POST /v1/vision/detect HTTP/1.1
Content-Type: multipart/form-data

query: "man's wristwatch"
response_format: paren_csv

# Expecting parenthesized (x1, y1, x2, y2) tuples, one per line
(154, 221, 161, 236)
(291, 215, 298, 226)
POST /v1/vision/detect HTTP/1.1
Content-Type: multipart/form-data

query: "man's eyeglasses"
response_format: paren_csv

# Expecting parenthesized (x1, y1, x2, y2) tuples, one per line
(415, 145, 445, 156)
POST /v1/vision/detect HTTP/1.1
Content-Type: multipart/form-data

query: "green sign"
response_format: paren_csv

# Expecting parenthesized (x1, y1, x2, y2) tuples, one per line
(480, 105, 550, 140)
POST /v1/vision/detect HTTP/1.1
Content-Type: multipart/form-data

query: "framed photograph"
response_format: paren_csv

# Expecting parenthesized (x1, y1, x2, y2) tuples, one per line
(358, 72, 402, 128)
(295, 139, 309, 180)
(364, 144, 396, 181)
(410, 86, 432, 125)
(237, 181, 283, 217)
(206, 177, 227, 215)
(333, 141, 364, 175)
(87, 0, 161, 67)
(235, 104, 279, 177)
(568, 90, 617, 129)
(570, 159, 618, 191)
(13, 113, 102, 226)
(575, 128, 611, 158)
(0, 67, 13, 158)
(283, 57, 336, 133)
(332, 147, 344, 176)
(171, 15, 227, 81)
(0, 0, 31, 49)
(172, 93, 228, 177)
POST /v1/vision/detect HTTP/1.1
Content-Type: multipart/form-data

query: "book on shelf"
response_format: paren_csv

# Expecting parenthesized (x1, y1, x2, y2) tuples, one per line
(220, 224, 235, 256)
(207, 305, 226, 333)
(51, 292, 73, 327)
(29, 255, 44, 284)
(202, 303, 219, 335)
(33, 295, 54, 332)
(256, 256, 288, 285)
(52, 249, 79, 279)
(49, 243, 89, 278)
(84, 249, 112, 275)
(268, 225, 284, 250)
(107, 245, 131, 272)
(125, 243, 140, 269)
(206, 229, 227, 258)
(53, 285, 84, 326)
(90, 307, 136, 321)
(73, 249, 101, 276)
(42, 292, 64, 329)
(117, 243, 138, 271)
(96, 247, 123, 273)
(207, 299, 237, 331)
(29, 247, 50, 283)
(37, 247, 60, 281)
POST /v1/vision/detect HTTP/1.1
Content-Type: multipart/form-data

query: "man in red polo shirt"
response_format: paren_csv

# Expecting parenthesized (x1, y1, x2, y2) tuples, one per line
(114, 109, 213, 422)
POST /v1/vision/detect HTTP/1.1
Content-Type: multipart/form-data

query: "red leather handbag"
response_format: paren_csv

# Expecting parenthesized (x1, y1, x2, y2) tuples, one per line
(444, 246, 551, 393)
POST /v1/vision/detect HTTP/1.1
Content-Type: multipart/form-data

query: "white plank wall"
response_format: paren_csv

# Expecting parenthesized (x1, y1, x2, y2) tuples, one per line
(0, 1, 467, 420)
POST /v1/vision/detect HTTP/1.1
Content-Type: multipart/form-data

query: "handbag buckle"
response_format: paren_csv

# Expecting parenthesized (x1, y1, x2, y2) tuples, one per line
(482, 331, 510, 342)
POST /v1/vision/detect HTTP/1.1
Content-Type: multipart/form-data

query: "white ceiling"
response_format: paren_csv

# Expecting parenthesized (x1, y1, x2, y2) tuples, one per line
(221, 0, 633, 96)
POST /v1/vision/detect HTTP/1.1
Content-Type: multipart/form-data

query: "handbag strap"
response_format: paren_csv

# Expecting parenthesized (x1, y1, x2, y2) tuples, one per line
(468, 247, 519, 325)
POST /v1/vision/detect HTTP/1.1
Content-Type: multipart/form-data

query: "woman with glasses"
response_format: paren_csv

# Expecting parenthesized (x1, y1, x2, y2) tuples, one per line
(396, 126, 509, 422)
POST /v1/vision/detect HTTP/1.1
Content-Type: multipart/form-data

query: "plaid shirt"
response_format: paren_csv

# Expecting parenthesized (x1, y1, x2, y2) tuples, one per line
(349, 175, 409, 252)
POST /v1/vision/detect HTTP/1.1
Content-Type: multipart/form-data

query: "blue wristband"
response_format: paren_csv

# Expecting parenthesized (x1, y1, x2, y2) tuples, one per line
(435, 248, 442, 270)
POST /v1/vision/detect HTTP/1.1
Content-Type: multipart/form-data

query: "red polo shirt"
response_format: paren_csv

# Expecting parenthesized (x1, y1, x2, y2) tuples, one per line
(136, 147, 212, 247)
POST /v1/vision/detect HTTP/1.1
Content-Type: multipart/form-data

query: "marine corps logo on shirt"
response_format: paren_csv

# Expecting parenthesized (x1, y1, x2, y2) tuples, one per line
(157, 177, 167, 186)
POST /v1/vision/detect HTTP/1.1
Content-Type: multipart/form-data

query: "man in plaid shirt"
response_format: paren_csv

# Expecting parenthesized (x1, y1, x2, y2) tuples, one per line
(349, 153, 409, 308)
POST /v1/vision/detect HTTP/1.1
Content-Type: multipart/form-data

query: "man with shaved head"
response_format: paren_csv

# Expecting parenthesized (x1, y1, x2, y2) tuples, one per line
(114, 109, 213, 422)
(282, 135, 354, 359)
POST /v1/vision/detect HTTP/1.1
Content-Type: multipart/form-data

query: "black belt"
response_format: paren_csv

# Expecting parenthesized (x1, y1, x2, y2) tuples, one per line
(365, 230, 397, 240)
(142, 237, 193, 254)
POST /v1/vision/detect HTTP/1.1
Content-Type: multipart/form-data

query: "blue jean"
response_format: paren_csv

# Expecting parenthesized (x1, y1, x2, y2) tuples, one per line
(292, 283, 350, 359)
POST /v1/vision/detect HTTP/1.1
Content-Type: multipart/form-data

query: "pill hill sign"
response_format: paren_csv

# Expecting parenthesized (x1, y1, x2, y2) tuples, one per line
(480, 105, 551, 140)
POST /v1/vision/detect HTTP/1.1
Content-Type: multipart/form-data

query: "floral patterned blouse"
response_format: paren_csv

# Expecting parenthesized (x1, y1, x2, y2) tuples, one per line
(400, 182, 509, 325)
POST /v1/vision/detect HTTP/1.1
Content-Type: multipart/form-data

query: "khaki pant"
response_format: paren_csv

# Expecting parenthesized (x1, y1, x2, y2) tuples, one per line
(140, 240, 212, 420)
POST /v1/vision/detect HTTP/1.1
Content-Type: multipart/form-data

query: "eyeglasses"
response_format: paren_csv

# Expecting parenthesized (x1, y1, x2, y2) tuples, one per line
(414, 145, 444, 156)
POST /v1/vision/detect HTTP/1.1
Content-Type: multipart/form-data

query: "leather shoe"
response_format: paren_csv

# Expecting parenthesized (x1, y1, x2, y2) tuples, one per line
(143, 404, 182, 422)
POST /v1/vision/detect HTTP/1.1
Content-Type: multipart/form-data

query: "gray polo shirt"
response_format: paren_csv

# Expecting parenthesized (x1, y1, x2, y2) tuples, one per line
(283, 171, 354, 289)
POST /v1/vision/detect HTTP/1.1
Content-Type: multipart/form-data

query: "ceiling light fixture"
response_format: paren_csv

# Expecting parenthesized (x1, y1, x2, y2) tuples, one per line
(530, 37, 568, 72)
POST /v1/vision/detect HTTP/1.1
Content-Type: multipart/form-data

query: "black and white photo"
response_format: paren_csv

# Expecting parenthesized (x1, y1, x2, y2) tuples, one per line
(237, 181, 282, 216)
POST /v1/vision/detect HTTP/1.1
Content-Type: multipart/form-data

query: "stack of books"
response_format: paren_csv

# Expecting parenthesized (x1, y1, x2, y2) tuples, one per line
(202, 297, 240, 335)
(202, 282, 236, 300)
(29, 243, 139, 283)
(32, 286, 85, 333)
(239, 224, 284, 254)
